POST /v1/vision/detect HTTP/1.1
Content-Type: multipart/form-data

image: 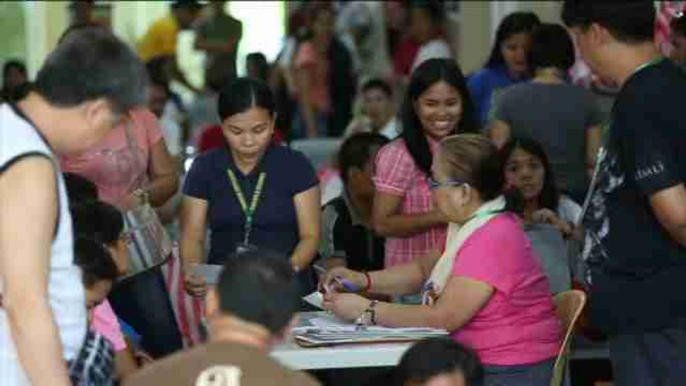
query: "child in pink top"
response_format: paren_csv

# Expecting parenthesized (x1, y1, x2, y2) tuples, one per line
(451, 213, 560, 366)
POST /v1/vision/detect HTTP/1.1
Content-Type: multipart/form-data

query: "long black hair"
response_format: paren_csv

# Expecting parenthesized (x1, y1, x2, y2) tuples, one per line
(484, 12, 541, 69)
(499, 136, 560, 212)
(400, 58, 478, 176)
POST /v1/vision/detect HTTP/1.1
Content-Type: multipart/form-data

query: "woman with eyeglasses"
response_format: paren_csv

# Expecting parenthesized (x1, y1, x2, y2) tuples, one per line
(372, 59, 477, 304)
(322, 134, 560, 386)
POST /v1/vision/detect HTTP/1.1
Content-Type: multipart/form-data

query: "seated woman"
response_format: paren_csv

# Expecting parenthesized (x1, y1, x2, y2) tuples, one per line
(322, 134, 560, 386)
(500, 136, 583, 294)
(181, 77, 321, 297)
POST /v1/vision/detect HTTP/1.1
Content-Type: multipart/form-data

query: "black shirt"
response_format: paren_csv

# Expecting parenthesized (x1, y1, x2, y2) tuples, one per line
(319, 194, 385, 272)
(583, 59, 686, 333)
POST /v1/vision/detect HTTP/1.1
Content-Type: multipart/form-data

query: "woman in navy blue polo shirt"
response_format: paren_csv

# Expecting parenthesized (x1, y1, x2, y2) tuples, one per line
(180, 78, 321, 297)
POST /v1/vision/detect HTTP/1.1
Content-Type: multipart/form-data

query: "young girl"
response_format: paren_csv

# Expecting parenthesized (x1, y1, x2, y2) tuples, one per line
(468, 12, 541, 125)
(500, 136, 583, 294)
(500, 137, 582, 238)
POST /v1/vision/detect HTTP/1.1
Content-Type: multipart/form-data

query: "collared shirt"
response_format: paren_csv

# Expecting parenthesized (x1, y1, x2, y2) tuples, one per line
(319, 192, 385, 271)
(374, 137, 447, 267)
(138, 16, 179, 63)
(183, 144, 318, 264)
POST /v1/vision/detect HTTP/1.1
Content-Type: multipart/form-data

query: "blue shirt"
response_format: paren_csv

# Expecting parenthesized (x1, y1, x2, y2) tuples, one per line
(183, 144, 318, 264)
(467, 65, 528, 126)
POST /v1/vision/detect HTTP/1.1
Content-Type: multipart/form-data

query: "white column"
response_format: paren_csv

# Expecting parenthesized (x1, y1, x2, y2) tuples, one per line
(23, 1, 47, 78)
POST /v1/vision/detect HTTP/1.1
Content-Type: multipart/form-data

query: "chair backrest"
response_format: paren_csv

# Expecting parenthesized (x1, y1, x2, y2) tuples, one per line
(550, 290, 587, 386)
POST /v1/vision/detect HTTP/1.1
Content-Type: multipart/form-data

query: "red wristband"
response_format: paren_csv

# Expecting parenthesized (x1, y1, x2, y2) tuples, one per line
(363, 271, 372, 292)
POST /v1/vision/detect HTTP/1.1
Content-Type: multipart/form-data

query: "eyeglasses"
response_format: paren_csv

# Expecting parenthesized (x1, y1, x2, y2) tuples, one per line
(427, 176, 466, 191)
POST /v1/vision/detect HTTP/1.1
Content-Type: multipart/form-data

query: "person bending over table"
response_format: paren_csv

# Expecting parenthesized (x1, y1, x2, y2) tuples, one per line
(181, 77, 321, 297)
(322, 134, 561, 386)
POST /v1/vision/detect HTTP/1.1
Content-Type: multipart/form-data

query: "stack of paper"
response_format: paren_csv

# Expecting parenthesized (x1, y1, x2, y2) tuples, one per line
(291, 312, 449, 347)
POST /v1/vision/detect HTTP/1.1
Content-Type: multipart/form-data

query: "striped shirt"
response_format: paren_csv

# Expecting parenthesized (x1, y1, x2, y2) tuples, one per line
(373, 138, 447, 267)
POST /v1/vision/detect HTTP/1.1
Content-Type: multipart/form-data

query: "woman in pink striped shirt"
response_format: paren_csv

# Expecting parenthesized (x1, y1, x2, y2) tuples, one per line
(372, 59, 479, 298)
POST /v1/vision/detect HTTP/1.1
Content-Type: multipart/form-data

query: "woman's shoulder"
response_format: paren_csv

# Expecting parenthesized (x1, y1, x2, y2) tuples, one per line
(267, 145, 316, 173)
(557, 195, 582, 223)
(470, 213, 526, 246)
(469, 67, 506, 84)
(376, 138, 413, 163)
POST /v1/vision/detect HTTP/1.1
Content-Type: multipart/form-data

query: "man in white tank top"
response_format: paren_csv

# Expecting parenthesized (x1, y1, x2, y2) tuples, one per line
(0, 26, 148, 385)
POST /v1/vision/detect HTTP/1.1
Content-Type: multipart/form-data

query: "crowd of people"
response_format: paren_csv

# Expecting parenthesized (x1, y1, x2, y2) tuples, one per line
(2, 1, 686, 386)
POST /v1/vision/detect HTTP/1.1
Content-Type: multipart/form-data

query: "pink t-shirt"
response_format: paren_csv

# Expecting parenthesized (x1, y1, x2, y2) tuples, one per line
(92, 300, 126, 351)
(294, 41, 330, 113)
(61, 108, 164, 208)
(374, 138, 447, 267)
(451, 213, 560, 366)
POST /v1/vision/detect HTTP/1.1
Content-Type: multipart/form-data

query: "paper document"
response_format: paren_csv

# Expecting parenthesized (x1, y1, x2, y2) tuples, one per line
(193, 264, 223, 285)
(291, 311, 448, 347)
(303, 291, 324, 309)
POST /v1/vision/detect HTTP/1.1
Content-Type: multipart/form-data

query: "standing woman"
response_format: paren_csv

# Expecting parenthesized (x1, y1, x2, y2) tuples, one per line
(373, 59, 478, 302)
(181, 78, 321, 297)
(468, 12, 540, 126)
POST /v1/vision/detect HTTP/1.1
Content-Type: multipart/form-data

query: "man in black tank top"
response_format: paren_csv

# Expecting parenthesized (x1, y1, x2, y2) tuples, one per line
(0, 26, 147, 385)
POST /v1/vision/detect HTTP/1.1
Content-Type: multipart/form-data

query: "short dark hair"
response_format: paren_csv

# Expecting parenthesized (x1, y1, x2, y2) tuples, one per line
(361, 78, 392, 98)
(71, 200, 124, 246)
(246, 52, 269, 83)
(3, 59, 27, 82)
(500, 136, 560, 212)
(216, 249, 300, 334)
(35, 26, 148, 115)
(63, 172, 99, 204)
(217, 77, 275, 122)
(401, 58, 478, 177)
(171, 0, 203, 11)
(561, 1, 656, 43)
(409, 0, 444, 25)
(396, 338, 484, 386)
(671, 13, 686, 37)
(73, 237, 119, 288)
(338, 133, 390, 186)
(529, 23, 576, 72)
(485, 12, 541, 69)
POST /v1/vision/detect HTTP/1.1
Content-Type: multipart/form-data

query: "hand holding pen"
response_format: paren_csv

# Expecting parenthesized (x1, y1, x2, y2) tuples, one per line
(315, 264, 369, 294)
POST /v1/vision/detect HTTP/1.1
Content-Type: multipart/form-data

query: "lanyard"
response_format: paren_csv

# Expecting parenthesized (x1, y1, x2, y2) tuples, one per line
(227, 169, 266, 245)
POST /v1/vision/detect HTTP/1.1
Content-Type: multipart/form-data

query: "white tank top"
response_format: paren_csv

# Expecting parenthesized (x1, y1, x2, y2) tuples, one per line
(0, 104, 87, 379)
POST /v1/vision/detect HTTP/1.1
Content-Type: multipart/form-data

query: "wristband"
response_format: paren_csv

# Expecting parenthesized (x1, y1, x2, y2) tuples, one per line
(363, 271, 372, 292)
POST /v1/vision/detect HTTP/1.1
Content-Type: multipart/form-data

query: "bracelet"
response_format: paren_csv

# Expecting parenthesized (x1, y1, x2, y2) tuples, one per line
(363, 271, 372, 293)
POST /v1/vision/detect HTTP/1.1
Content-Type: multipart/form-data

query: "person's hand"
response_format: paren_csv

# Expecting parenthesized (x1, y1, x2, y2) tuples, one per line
(183, 265, 208, 297)
(319, 266, 367, 294)
(532, 209, 573, 237)
(430, 209, 450, 224)
(322, 292, 369, 321)
(122, 189, 147, 210)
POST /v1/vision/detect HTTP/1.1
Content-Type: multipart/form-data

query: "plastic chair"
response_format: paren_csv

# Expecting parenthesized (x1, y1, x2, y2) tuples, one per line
(550, 290, 587, 386)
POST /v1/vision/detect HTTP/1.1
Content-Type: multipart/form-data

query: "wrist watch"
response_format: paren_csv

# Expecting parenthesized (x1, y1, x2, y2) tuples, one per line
(356, 300, 379, 326)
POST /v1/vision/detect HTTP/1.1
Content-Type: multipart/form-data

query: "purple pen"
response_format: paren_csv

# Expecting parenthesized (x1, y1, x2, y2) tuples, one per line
(334, 276, 359, 292)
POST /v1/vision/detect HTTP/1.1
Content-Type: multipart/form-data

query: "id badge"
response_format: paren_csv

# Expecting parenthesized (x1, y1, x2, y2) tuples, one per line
(235, 243, 258, 254)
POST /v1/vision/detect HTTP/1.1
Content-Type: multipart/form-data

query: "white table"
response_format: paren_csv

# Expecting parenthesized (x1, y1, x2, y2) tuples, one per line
(270, 339, 412, 370)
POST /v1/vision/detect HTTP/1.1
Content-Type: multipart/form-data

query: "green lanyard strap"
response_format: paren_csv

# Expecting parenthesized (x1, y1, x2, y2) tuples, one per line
(227, 169, 266, 245)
